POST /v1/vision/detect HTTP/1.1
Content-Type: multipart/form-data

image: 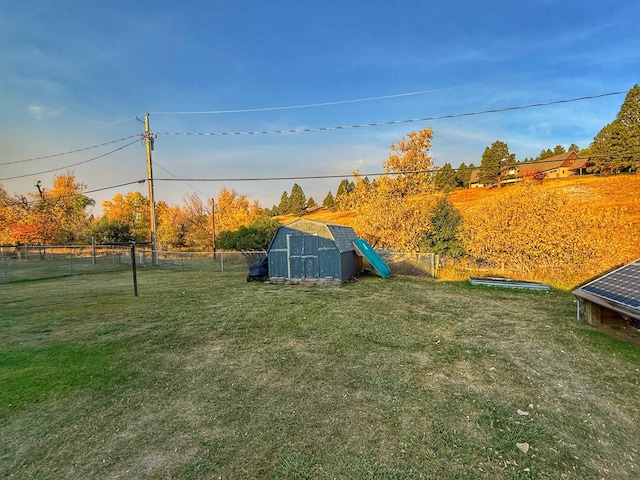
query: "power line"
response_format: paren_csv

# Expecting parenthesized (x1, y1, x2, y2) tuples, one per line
(0, 139, 141, 181)
(153, 150, 640, 184)
(3, 179, 147, 207)
(153, 161, 211, 198)
(156, 91, 626, 137)
(149, 85, 476, 115)
(0, 135, 142, 166)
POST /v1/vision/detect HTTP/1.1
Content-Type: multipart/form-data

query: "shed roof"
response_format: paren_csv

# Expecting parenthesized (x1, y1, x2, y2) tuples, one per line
(270, 218, 358, 254)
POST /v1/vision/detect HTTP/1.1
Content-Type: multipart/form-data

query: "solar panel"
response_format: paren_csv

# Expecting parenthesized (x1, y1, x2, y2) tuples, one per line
(578, 259, 640, 311)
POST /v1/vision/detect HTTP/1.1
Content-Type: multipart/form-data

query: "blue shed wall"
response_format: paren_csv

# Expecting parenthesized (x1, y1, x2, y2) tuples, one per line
(267, 219, 361, 281)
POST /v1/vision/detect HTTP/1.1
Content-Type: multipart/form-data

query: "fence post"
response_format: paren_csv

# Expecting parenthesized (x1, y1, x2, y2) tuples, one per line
(92, 236, 96, 265)
(431, 253, 436, 279)
(130, 243, 138, 297)
(221, 252, 224, 272)
(70, 250, 74, 272)
(2, 256, 8, 283)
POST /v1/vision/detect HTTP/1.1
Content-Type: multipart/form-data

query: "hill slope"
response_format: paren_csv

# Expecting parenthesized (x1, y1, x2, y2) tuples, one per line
(301, 174, 640, 234)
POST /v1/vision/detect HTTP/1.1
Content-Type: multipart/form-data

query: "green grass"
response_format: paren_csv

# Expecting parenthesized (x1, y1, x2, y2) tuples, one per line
(1, 268, 639, 479)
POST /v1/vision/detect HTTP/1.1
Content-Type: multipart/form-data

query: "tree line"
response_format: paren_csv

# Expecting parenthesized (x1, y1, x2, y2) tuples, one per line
(1, 85, 638, 271)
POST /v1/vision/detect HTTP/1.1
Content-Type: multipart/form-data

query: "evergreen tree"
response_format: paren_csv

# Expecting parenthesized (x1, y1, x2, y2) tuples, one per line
(536, 148, 554, 161)
(278, 191, 290, 215)
(323, 191, 336, 210)
(568, 143, 580, 153)
(455, 162, 475, 188)
(307, 197, 317, 209)
(288, 183, 307, 216)
(422, 197, 465, 257)
(336, 179, 354, 198)
(553, 145, 566, 155)
(589, 85, 640, 173)
(478, 141, 515, 187)
(434, 163, 457, 192)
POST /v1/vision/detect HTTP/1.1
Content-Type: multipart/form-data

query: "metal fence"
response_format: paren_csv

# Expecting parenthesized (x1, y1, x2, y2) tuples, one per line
(0, 244, 441, 284)
(0, 245, 266, 283)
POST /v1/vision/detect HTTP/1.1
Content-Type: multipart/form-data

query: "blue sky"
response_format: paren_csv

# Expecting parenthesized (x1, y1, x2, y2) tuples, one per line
(1, 0, 638, 213)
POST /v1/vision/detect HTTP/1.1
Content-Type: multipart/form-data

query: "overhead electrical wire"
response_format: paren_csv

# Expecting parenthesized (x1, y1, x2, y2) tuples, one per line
(0, 138, 141, 181)
(156, 91, 626, 137)
(4, 179, 147, 207)
(149, 85, 476, 115)
(153, 149, 640, 184)
(152, 161, 211, 198)
(0, 135, 142, 166)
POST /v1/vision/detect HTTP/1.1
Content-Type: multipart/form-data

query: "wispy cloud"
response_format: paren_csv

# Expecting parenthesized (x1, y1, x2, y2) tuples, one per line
(27, 104, 65, 120)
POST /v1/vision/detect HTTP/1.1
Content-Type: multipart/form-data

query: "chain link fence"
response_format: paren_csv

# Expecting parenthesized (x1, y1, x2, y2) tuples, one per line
(0, 245, 267, 283)
(1, 244, 440, 284)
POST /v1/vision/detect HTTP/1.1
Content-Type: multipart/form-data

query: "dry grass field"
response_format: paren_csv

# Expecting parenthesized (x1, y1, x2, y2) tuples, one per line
(303, 174, 640, 232)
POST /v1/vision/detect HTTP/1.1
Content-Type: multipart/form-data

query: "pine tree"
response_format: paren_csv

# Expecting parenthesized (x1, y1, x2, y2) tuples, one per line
(589, 84, 640, 173)
(278, 191, 290, 215)
(422, 197, 465, 258)
(455, 163, 469, 188)
(323, 191, 336, 210)
(288, 183, 307, 216)
(434, 163, 457, 192)
(478, 141, 515, 187)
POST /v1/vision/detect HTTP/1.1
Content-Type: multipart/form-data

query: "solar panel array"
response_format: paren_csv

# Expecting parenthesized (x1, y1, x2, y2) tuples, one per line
(579, 259, 640, 310)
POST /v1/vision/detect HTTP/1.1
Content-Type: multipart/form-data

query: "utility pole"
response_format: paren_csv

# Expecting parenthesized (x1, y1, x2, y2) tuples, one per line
(144, 113, 158, 266)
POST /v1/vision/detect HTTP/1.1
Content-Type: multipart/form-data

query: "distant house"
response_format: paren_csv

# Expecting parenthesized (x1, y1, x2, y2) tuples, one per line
(267, 218, 362, 283)
(468, 151, 588, 188)
(516, 151, 588, 179)
(469, 169, 483, 188)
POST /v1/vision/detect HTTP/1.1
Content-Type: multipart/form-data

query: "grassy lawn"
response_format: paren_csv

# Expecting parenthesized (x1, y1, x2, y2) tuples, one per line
(1, 267, 639, 479)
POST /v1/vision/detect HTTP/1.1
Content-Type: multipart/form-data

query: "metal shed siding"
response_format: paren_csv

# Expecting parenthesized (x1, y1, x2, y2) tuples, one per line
(267, 219, 361, 281)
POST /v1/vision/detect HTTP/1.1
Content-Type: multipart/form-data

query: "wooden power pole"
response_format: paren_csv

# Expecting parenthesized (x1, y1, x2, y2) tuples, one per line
(144, 113, 158, 266)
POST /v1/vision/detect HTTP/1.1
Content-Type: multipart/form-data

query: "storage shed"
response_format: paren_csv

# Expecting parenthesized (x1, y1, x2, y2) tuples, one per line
(267, 218, 362, 283)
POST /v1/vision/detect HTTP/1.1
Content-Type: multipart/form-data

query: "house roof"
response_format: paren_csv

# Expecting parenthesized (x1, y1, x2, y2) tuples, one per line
(517, 151, 587, 175)
(573, 258, 640, 321)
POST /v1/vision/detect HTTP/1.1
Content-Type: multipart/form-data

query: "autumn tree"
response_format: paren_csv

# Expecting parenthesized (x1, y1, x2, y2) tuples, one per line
(478, 141, 516, 187)
(351, 174, 437, 251)
(383, 128, 435, 196)
(180, 194, 212, 248)
(102, 192, 149, 242)
(45, 174, 95, 243)
(589, 85, 640, 173)
(0, 174, 94, 245)
(155, 201, 189, 250)
(213, 187, 261, 235)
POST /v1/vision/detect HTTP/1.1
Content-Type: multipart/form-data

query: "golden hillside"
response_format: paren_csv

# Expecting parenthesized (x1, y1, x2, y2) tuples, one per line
(300, 174, 640, 233)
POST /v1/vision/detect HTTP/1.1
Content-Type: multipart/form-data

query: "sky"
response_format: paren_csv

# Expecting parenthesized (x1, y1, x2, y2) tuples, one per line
(1, 0, 639, 214)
